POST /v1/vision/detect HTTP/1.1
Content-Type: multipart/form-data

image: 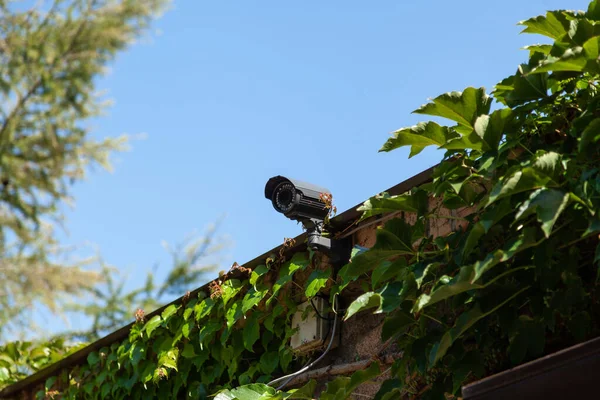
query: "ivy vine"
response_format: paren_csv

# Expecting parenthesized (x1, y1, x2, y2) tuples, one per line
(5, 1, 600, 399)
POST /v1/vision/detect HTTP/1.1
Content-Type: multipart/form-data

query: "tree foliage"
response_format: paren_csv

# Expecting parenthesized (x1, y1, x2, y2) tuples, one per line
(0, 0, 169, 336)
(5, 1, 600, 399)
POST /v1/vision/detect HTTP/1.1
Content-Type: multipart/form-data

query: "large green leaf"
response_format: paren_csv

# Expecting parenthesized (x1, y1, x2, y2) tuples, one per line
(259, 351, 279, 375)
(345, 282, 409, 320)
(413, 87, 491, 130)
(372, 258, 407, 288)
(518, 11, 569, 40)
(515, 188, 570, 238)
(344, 292, 382, 320)
(380, 121, 452, 157)
(305, 269, 331, 298)
(222, 280, 244, 308)
(487, 166, 558, 205)
(242, 287, 268, 314)
(429, 286, 529, 366)
(144, 315, 163, 338)
(243, 315, 260, 352)
(474, 108, 513, 152)
(494, 63, 549, 107)
(215, 384, 278, 400)
(588, 0, 600, 20)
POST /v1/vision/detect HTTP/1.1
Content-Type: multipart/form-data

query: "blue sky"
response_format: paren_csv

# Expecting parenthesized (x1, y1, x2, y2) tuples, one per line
(54, 0, 590, 332)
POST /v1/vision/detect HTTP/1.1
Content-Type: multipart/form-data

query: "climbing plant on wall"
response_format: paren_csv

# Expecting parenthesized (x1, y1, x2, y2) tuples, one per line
(5, 1, 600, 399)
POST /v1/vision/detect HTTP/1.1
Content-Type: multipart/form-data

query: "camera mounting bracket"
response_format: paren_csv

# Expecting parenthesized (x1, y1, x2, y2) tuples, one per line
(302, 218, 351, 266)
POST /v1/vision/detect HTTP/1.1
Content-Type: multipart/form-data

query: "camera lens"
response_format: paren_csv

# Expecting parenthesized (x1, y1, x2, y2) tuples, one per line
(274, 182, 296, 213)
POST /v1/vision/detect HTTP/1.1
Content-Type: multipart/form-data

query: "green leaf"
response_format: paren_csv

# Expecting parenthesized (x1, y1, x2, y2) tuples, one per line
(144, 315, 163, 338)
(380, 121, 451, 157)
(358, 190, 428, 222)
(243, 315, 260, 352)
(487, 166, 557, 205)
(226, 300, 243, 329)
(523, 44, 552, 56)
(161, 304, 179, 321)
(531, 47, 587, 73)
(222, 279, 244, 307)
(474, 108, 513, 152)
(101, 383, 111, 399)
(518, 11, 569, 40)
(374, 379, 403, 400)
(0, 366, 10, 382)
(287, 380, 318, 399)
(344, 292, 382, 320)
(372, 258, 406, 288)
(588, 0, 600, 20)
(250, 265, 269, 289)
(305, 269, 331, 298)
(413, 87, 491, 130)
(579, 118, 600, 153)
(87, 351, 100, 367)
(194, 298, 216, 321)
(159, 348, 179, 371)
(269, 254, 309, 302)
(215, 384, 278, 400)
(181, 343, 196, 359)
(129, 342, 146, 367)
(242, 287, 268, 314)
(515, 188, 570, 238)
(182, 320, 194, 339)
(430, 286, 529, 366)
(259, 351, 279, 375)
(198, 321, 222, 349)
(494, 63, 549, 107)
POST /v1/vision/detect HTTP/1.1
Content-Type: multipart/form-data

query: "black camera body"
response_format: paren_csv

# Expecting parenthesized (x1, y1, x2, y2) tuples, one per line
(264, 176, 330, 221)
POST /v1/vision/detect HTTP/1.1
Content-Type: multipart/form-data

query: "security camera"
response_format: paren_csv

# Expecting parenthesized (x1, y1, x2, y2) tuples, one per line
(264, 176, 331, 222)
(265, 176, 350, 264)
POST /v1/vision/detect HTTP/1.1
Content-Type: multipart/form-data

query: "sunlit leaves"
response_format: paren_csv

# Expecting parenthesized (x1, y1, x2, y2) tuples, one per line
(414, 87, 492, 131)
(380, 121, 452, 156)
(474, 108, 513, 152)
(518, 11, 569, 40)
(143, 316, 163, 338)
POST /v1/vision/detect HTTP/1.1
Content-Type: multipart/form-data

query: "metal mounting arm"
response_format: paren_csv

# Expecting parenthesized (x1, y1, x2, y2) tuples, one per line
(302, 219, 351, 265)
